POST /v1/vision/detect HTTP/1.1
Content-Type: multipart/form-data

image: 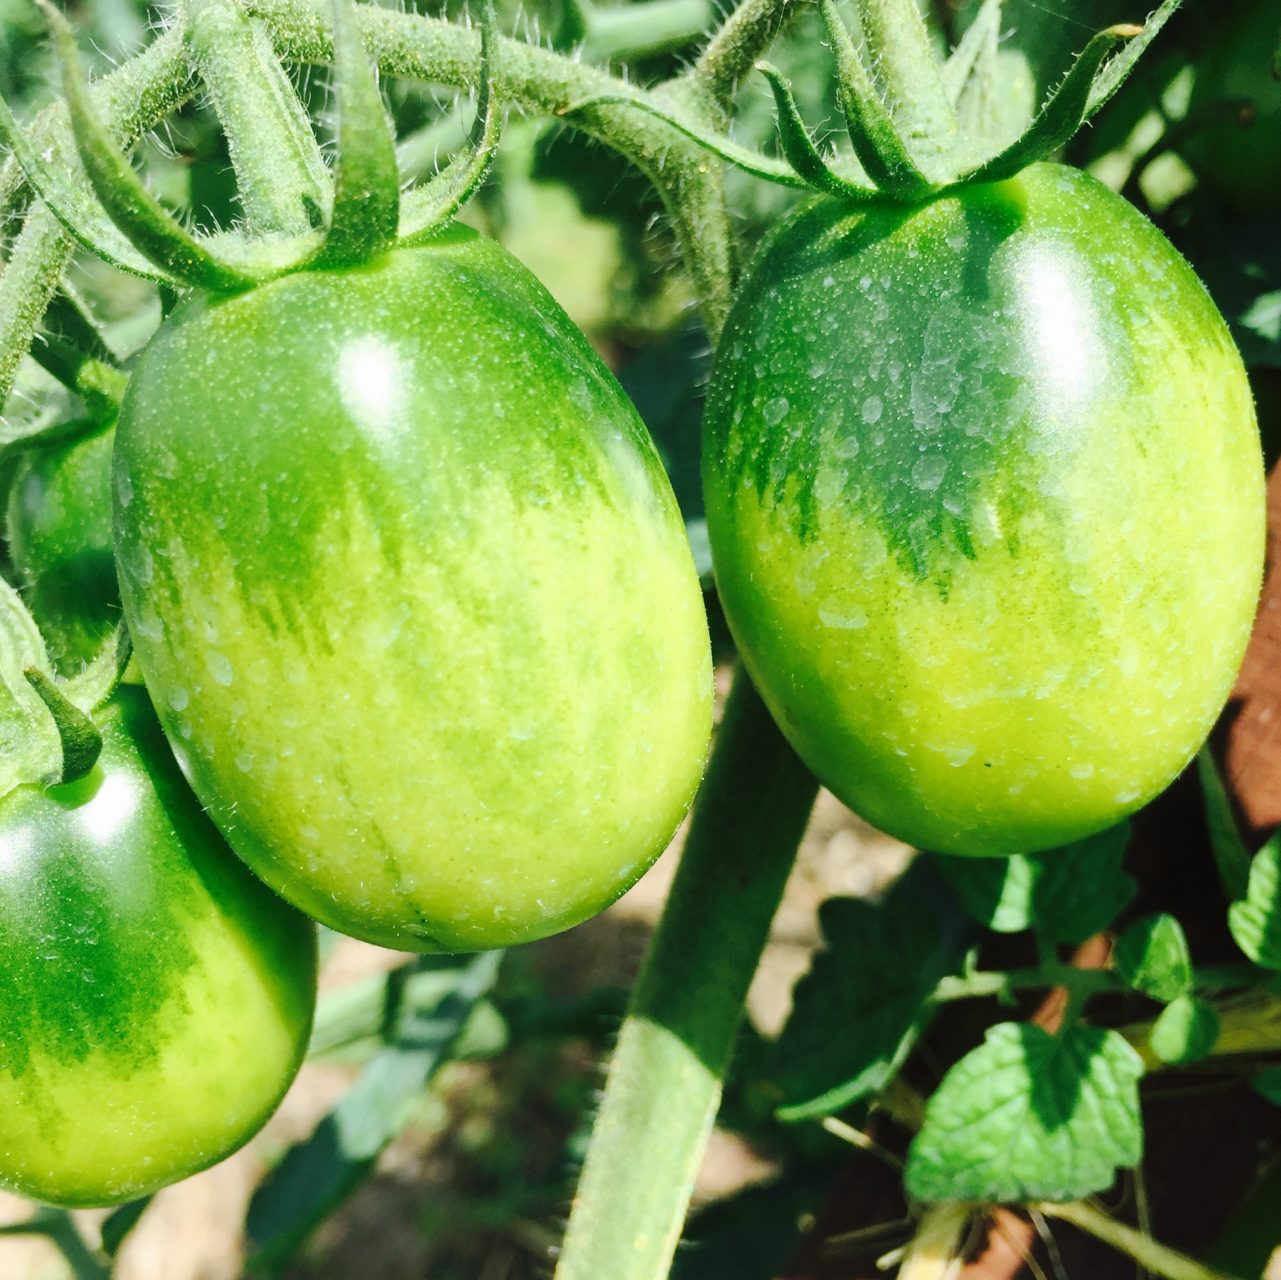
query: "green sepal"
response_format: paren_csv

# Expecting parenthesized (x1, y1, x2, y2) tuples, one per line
(0, 89, 177, 287)
(185, 0, 331, 236)
(940, 0, 1000, 106)
(0, 580, 64, 797)
(36, 0, 257, 293)
(560, 89, 812, 191)
(399, 1, 503, 246)
(853, 0, 959, 172)
(59, 623, 134, 715)
(32, 288, 127, 420)
(818, 0, 935, 200)
(1085, 0, 1185, 118)
(964, 24, 1140, 185)
(756, 63, 879, 200)
(942, 0, 1002, 156)
(23, 665, 103, 784)
(314, 0, 401, 267)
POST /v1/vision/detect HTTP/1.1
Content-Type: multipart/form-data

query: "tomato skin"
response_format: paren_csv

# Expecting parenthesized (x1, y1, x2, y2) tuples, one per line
(1183, 0, 1281, 212)
(704, 164, 1264, 857)
(0, 686, 316, 1207)
(113, 226, 712, 951)
(7, 422, 119, 669)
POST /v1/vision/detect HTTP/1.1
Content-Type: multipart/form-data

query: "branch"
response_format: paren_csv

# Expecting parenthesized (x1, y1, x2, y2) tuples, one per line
(691, 0, 803, 111)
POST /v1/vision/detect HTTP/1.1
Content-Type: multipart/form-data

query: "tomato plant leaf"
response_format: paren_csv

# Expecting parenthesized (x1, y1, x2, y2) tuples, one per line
(767, 859, 973, 1121)
(1113, 913, 1193, 1005)
(399, 0, 501, 246)
(246, 950, 502, 1266)
(1199, 748, 1254, 901)
(1251, 1064, 1281, 1108)
(0, 579, 63, 797)
(1149, 993, 1220, 1066)
(934, 821, 1135, 945)
(966, 24, 1140, 186)
(818, 0, 936, 198)
(905, 1022, 1144, 1205)
(1228, 834, 1281, 969)
(99, 1198, 151, 1258)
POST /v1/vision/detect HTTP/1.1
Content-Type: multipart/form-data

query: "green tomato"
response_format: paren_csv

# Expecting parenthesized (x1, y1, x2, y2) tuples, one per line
(7, 421, 119, 669)
(0, 686, 316, 1207)
(704, 163, 1264, 858)
(1184, 0, 1281, 212)
(114, 225, 712, 952)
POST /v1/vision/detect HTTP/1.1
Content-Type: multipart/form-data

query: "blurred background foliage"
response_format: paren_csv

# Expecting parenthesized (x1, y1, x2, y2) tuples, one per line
(0, 0, 1279, 1275)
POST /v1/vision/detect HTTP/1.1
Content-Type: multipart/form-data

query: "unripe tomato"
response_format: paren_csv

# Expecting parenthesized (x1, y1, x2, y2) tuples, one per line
(704, 164, 1264, 857)
(7, 422, 119, 669)
(114, 225, 713, 951)
(0, 686, 316, 1207)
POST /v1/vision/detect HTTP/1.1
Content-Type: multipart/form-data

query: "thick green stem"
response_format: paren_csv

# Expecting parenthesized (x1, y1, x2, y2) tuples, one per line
(0, 204, 75, 410)
(185, 0, 330, 234)
(584, 0, 717, 63)
(1039, 1201, 1245, 1280)
(690, 0, 801, 112)
(554, 675, 819, 1280)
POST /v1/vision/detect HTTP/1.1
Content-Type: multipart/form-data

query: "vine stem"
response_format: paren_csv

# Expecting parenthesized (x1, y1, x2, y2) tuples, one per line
(554, 676, 819, 1280)
(690, 0, 802, 113)
(1038, 1201, 1247, 1280)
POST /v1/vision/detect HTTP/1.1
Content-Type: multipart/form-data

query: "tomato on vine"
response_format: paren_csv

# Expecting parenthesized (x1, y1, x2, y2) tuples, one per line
(114, 228, 713, 951)
(704, 163, 1263, 856)
(7, 421, 119, 669)
(0, 686, 316, 1207)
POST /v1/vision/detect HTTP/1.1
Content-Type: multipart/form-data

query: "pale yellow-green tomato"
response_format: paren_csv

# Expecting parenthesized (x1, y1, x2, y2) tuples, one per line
(705, 164, 1264, 856)
(114, 226, 713, 950)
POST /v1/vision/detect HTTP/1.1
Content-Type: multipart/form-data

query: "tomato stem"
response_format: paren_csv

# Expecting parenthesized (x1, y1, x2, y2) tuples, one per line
(554, 673, 818, 1280)
(185, 0, 331, 237)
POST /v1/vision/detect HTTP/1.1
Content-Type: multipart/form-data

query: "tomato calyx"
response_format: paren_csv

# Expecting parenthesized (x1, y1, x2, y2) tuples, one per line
(0, 0, 502, 295)
(564, 0, 1177, 207)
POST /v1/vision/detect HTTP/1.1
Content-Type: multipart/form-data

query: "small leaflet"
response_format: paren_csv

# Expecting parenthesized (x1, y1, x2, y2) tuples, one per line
(1228, 836, 1281, 970)
(934, 821, 1135, 945)
(1150, 994, 1220, 1066)
(768, 860, 973, 1121)
(905, 1022, 1144, 1205)
(1113, 914, 1193, 1005)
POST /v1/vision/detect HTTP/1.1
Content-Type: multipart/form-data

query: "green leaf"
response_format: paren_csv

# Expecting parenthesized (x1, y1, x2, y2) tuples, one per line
(398, 1, 502, 247)
(314, 0, 400, 266)
(23, 666, 102, 783)
(1199, 748, 1253, 901)
(818, 0, 936, 198)
(1228, 835, 1281, 969)
(905, 1022, 1144, 1204)
(0, 578, 62, 798)
(99, 1199, 151, 1258)
(965, 24, 1140, 185)
(1149, 994, 1219, 1066)
(1113, 914, 1192, 1005)
(934, 822, 1135, 945)
(769, 860, 973, 1121)
(1251, 1064, 1281, 1108)
(247, 950, 502, 1266)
